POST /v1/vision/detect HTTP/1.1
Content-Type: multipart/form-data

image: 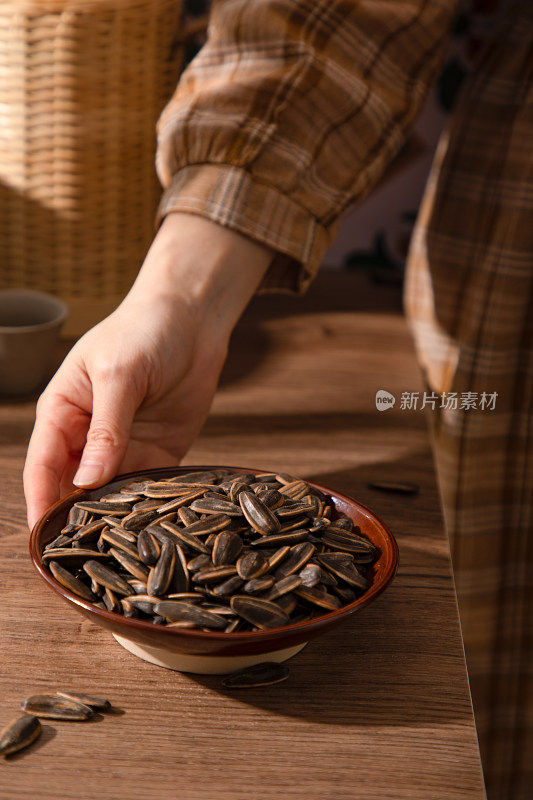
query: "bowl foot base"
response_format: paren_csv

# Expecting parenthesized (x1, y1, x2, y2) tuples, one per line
(112, 633, 307, 674)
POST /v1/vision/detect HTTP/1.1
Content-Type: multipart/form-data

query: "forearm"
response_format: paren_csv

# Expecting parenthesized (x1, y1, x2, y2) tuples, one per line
(126, 212, 274, 344)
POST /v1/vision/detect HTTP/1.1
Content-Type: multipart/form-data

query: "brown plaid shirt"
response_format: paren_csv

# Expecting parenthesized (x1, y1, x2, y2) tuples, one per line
(156, 0, 458, 290)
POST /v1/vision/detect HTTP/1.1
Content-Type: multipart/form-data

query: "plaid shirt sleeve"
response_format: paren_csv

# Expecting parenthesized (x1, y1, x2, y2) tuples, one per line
(156, 0, 458, 292)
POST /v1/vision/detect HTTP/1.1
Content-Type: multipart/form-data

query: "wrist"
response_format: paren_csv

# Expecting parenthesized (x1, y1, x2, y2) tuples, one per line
(128, 212, 273, 338)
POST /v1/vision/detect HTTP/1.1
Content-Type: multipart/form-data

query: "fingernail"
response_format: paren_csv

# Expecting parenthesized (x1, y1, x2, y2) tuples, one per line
(73, 460, 104, 487)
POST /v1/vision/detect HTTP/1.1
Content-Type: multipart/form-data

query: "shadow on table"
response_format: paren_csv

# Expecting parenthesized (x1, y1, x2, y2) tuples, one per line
(220, 270, 403, 387)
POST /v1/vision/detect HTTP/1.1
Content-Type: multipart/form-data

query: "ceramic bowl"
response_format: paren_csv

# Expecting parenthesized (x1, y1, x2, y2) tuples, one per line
(29, 466, 398, 674)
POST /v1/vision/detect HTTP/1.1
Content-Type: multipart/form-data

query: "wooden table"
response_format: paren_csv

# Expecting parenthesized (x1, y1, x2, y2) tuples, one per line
(0, 272, 486, 799)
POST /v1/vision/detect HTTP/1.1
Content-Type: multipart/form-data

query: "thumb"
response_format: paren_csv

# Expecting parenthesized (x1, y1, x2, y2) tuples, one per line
(73, 380, 137, 489)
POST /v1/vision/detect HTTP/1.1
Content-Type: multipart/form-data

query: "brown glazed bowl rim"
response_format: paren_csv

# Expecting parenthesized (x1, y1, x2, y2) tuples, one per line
(29, 465, 399, 651)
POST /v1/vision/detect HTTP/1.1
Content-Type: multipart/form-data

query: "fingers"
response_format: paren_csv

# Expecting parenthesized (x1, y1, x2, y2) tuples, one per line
(24, 399, 86, 531)
(72, 377, 138, 490)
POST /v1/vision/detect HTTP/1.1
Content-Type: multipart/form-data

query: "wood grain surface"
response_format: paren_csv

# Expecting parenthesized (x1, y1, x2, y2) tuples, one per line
(0, 272, 486, 799)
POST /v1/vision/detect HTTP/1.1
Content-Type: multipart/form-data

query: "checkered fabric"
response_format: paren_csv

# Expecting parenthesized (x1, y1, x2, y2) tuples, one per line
(156, 2, 533, 796)
(405, 5, 533, 797)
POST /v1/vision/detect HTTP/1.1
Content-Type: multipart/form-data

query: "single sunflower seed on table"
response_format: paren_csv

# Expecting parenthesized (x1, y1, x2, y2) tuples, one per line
(0, 715, 42, 756)
(55, 691, 111, 711)
(222, 661, 290, 688)
(21, 694, 94, 721)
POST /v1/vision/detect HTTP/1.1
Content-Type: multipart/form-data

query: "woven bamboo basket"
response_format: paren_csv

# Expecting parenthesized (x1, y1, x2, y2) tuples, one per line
(0, 0, 185, 337)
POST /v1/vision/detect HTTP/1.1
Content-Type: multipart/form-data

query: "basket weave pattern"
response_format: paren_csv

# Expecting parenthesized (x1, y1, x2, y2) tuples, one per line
(0, 0, 183, 332)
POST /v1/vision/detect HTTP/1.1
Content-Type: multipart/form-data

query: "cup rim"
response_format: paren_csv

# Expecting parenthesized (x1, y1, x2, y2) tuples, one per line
(0, 289, 69, 333)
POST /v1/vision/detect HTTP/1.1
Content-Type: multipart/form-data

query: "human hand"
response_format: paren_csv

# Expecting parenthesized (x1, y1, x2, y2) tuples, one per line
(23, 213, 272, 529)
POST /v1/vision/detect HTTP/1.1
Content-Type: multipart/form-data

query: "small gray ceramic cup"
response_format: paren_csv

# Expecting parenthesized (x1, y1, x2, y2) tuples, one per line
(0, 289, 69, 396)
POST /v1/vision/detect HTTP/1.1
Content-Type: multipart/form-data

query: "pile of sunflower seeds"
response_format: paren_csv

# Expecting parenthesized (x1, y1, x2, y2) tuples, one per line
(42, 470, 378, 632)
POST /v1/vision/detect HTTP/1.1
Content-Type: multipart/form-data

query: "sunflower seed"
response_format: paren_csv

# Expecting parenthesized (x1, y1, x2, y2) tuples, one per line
(155, 488, 210, 514)
(222, 662, 290, 688)
(368, 479, 419, 495)
(82, 560, 132, 596)
(187, 553, 213, 573)
(55, 691, 111, 711)
(45, 533, 75, 550)
(181, 514, 232, 538)
(315, 553, 370, 590)
(298, 563, 322, 588)
(0, 715, 41, 756)
(108, 547, 150, 582)
(230, 596, 290, 629)
(294, 585, 342, 611)
(122, 594, 160, 614)
(279, 480, 309, 500)
(192, 565, 238, 584)
(140, 482, 195, 498)
(137, 530, 161, 566)
(178, 506, 199, 526)
(236, 552, 269, 580)
(67, 505, 89, 526)
(71, 519, 107, 543)
(42, 548, 109, 563)
(256, 489, 285, 509)
(267, 575, 302, 601)
(210, 575, 245, 597)
(167, 544, 190, 594)
(21, 695, 94, 721)
(273, 542, 315, 578)
(100, 529, 140, 560)
(48, 561, 98, 602)
(154, 601, 228, 630)
(147, 539, 176, 596)
(74, 500, 131, 516)
(158, 521, 210, 554)
(120, 509, 160, 531)
(239, 491, 281, 535)
(250, 529, 308, 547)
(190, 496, 243, 516)
(243, 576, 275, 594)
(212, 531, 243, 566)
